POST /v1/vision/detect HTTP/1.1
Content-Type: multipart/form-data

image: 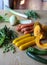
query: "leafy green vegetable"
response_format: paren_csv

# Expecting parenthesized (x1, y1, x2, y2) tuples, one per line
(25, 11, 40, 19)
(0, 32, 5, 46)
(3, 43, 16, 53)
(0, 16, 5, 21)
(0, 13, 9, 22)
(0, 25, 18, 53)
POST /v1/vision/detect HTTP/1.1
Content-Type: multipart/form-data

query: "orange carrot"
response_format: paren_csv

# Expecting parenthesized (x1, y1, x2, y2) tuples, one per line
(21, 26, 33, 32)
(21, 23, 34, 29)
(24, 29, 34, 34)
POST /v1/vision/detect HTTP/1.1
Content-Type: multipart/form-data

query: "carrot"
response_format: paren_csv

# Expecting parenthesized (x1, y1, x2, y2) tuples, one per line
(21, 23, 34, 29)
(21, 26, 33, 32)
(16, 24, 23, 31)
(24, 29, 34, 34)
(16, 23, 34, 31)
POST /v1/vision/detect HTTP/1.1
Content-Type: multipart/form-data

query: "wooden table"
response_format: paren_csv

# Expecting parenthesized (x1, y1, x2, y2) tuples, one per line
(0, 10, 47, 65)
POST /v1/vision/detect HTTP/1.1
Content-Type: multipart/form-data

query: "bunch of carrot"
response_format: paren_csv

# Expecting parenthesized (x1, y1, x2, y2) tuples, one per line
(16, 23, 34, 34)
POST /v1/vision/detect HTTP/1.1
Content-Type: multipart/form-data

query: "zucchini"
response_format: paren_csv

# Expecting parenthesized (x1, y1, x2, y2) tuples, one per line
(19, 40, 35, 50)
(13, 34, 31, 44)
(27, 47, 47, 55)
(26, 51, 47, 64)
(16, 36, 35, 47)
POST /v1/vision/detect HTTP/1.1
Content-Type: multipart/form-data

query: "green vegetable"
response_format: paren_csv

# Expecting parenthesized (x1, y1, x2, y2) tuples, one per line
(6, 6, 27, 18)
(0, 25, 18, 53)
(0, 32, 5, 46)
(25, 11, 40, 19)
(27, 47, 47, 55)
(26, 51, 47, 64)
(0, 16, 4, 21)
(1, 13, 9, 22)
(3, 44, 16, 53)
(0, 25, 18, 40)
(0, 14, 9, 22)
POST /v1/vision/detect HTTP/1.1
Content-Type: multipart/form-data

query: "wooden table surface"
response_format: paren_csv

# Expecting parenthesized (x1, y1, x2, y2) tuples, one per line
(0, 10, 47, 65)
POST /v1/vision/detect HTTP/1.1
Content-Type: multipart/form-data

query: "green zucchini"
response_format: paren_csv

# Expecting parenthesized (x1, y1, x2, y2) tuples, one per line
(26, 51, 47, 64)
(27, 47, 47, 55)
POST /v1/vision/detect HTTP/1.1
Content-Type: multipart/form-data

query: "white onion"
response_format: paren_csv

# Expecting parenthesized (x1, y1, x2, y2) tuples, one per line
(9, 15, 17, 26)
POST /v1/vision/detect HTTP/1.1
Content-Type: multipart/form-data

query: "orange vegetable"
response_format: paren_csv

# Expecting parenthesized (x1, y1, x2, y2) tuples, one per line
(35, 35, 47, 49)
(21, 23, 34, 29)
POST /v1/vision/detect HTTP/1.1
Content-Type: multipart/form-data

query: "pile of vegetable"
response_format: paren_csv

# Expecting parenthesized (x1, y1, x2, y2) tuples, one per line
(16, 23, 34, 34)
(13, 22, 47, 50)
(13, 22, 47, 64)
(26, 48, 47, 64)
(9, 10, 40, 26)
(0, 9, 47, 64)
(13, 34, 35, 50)
(26, 22, 47, 64)
(0, 25, 18, 53)
(15, 10, 40, 34)
(0, 10, 40, 26)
